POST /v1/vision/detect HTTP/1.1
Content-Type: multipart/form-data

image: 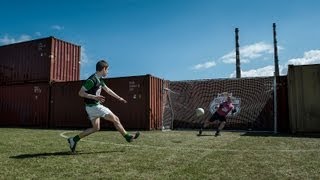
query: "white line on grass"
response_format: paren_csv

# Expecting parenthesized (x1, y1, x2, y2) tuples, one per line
(60, 131, 320, 153)
(60, 131, 209, 152)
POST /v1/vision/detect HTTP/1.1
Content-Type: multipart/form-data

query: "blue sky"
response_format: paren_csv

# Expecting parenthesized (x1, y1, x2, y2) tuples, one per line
(1, 0, 320, 80)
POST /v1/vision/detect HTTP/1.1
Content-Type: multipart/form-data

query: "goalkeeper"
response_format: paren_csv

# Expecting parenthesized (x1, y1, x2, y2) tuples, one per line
(199, 96, 236, 136)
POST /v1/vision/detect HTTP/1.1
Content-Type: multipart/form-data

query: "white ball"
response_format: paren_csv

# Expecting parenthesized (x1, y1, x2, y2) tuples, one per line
(195, 108, 205, 117)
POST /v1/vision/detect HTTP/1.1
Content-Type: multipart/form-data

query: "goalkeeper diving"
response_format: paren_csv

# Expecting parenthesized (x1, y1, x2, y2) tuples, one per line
(198, 95, 236, 136)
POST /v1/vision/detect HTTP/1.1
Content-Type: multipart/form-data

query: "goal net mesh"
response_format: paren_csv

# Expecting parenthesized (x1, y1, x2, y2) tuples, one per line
(162, 77, 275, 131)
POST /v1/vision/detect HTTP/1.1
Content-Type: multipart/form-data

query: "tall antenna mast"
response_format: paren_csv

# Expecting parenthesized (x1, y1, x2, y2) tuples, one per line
(273, 23, 279, 76)
(235, 28, 241, 78)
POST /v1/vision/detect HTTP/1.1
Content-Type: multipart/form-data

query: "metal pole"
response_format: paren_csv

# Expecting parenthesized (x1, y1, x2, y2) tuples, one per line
(235, 28, 241, 78)
(273, 23, 279, 76)
(273, 23, 278, 134)
(163, 87, 175, 130)
(273, 74, 277, 134)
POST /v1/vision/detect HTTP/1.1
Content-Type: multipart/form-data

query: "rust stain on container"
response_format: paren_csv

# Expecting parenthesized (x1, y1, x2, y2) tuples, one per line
(0, 36, 80, 84)
(0, 83, 50, 128)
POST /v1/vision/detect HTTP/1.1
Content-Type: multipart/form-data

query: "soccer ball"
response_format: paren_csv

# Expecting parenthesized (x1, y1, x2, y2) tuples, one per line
(195, 108, 205, 117)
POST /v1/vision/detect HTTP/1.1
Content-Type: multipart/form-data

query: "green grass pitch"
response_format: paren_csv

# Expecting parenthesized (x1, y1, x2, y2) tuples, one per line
(1, 128, 320, 179)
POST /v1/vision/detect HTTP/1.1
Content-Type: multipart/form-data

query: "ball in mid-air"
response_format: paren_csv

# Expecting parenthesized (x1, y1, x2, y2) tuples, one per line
(195, 108, 205, 117)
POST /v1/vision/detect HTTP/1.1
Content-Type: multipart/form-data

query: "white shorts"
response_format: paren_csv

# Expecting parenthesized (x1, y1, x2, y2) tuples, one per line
(85, 104, 112, 121)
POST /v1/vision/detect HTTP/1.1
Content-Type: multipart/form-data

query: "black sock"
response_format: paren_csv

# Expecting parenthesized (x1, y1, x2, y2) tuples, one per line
(73, 135, 80, 143)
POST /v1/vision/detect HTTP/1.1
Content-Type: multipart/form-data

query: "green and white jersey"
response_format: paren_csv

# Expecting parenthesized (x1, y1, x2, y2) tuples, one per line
(82, 73, 106, 106)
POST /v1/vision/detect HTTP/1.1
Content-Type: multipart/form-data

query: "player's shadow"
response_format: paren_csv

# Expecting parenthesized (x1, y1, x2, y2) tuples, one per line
(10, 150, 125, 159)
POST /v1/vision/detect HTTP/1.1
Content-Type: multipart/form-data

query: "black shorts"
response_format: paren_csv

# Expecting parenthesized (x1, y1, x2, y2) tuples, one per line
(209, 112, 226, 122)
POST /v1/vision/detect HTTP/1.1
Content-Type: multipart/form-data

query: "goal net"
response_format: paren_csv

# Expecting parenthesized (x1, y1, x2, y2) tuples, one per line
(162, 77, 275, 131)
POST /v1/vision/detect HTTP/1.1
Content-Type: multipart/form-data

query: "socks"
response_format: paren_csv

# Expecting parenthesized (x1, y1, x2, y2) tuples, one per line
(73, 135, 81, 143)
(123, 133, 133, 142)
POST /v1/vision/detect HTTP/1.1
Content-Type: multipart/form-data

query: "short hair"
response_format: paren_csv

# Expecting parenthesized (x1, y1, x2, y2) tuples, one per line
(96, 60, 109, 71)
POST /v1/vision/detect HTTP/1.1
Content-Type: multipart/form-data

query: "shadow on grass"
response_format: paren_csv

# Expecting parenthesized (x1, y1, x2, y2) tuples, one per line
(195, 130, 216, 137)
(196, 134, 215, 137)
(241, 132, 320, 138)
(10, 150, 125, 159)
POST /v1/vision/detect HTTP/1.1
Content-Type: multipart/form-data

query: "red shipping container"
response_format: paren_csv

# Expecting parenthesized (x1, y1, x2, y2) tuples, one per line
(0, 83, 50, 128)
(49, 75, 165, 130)
(0, 36, 80, 84)
(103, 75, 165, 130)
(49, 80, 90, 128)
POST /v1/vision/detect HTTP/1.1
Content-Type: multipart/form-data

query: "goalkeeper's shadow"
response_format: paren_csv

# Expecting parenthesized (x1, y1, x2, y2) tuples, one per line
(196, 134, 215, 137)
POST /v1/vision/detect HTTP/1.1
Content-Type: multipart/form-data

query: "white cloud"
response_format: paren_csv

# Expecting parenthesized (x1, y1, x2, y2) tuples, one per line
(35, 32, 42, 36)
(51, 25, 64, 31)
(192, 61, 216, 70)
(230, 65, 274, 78)
(80, 46, 89, 64)
(191, 42, 282, 71)
(287, 50, 320, 65)
(229, 49, 320, 78)
(0, 34, 32, 45)
(80, 46, 94, 79)
(221, 42, 277, 64)
(0, 35, 15, 44)
(19, 34, 32, 42)
(229, 65, 287, 78)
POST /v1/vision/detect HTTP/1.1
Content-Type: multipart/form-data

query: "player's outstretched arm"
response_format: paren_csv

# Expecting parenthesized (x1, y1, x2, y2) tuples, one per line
(102, 86, 127, 103)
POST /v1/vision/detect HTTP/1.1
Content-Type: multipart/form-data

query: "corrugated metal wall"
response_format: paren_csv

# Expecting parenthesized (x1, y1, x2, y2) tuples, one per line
(103, 75, 164, 130)
(49, 75, 165, 130)
(0, 38, 51, 83)
(0, 83, 50, 128)
(49, 81, 89, 128)
(148, 76, 164, 130)
(288, 64, 320, 133)
(50, 38, 80, 82)
(0, 75, 164, 130)
(103, 75, 149, 129)
(0, 36, 80, 84)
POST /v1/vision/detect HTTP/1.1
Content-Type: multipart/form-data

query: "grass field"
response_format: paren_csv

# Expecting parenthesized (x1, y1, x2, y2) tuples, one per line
(1, 128, 320, 179)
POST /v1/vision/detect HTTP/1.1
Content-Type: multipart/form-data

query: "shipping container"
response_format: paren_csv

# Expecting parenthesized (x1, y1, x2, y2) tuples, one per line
(148, 76, 166, 130)
(0, 83, 50, 128)
(288, 64, 320, 133)
(0, 36, 80, 84)
(105, 75, 165, 130)
(49, 81, 89, 128)
(49, 75, 165, 130)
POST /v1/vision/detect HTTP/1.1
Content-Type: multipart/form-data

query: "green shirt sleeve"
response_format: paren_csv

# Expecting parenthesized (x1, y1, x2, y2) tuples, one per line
(100, 79, 106, 87)
(83, 79, 94, 90)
